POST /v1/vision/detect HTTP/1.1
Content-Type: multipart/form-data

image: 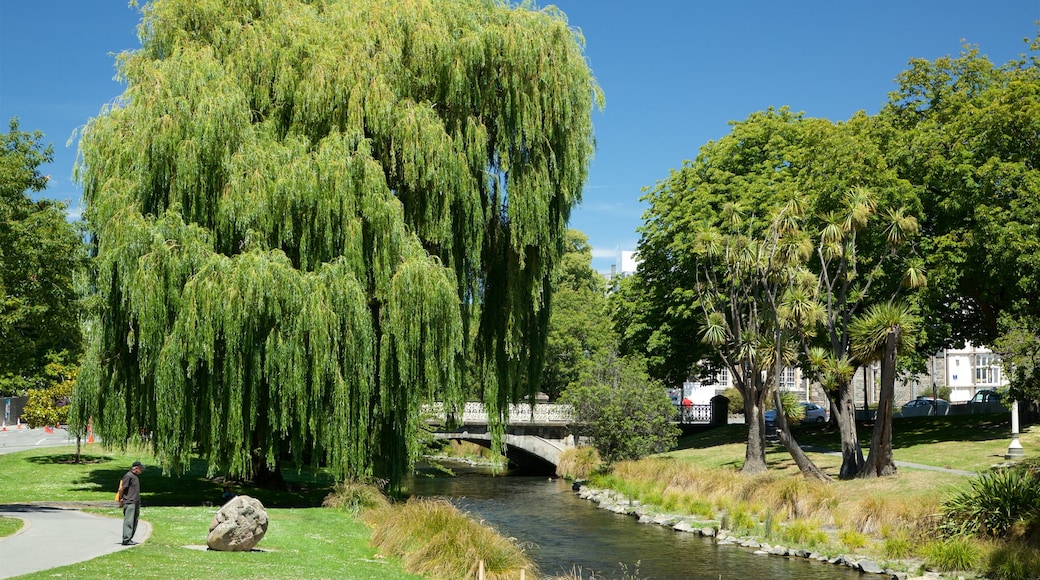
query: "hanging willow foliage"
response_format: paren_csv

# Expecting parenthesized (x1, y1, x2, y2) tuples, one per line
(73, 0, 601, 487)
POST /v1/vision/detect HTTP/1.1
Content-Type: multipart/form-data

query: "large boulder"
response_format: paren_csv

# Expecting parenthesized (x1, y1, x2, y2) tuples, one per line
(206, 495, 268, 551)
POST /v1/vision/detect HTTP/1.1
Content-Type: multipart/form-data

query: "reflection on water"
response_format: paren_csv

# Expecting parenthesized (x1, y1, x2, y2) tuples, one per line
(406, 464, 861, 579)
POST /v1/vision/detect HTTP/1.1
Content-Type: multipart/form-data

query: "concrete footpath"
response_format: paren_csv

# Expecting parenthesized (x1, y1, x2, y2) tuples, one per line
(0, 504, 152, 579)
(0, 427, 152, 578)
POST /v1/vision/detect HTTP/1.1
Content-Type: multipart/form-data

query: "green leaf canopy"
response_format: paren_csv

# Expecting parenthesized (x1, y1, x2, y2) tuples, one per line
(74, 0, 599, 486)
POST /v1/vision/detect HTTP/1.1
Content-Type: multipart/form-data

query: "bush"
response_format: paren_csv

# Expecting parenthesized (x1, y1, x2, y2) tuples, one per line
(561, 354, 680, 464)
(722, 387, 743, 415)
(941, 467, 1040, 539)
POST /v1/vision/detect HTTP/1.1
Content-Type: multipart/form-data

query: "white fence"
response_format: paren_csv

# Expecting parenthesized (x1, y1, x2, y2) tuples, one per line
(425, 402, 574, 424)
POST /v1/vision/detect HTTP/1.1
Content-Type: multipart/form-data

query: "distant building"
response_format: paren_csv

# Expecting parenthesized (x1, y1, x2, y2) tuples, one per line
(605, 250, 638, 283)
(850, 342, 1007, 406)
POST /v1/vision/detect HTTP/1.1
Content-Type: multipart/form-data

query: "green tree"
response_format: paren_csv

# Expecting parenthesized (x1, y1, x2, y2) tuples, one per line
(542, 230, 611, 400)
(881, 37, 1040, 352)
(561, 351, 679, 464)
(73, 0, 600, 488)
(0, 119, 85, 395)
(633, 109, 922, 479)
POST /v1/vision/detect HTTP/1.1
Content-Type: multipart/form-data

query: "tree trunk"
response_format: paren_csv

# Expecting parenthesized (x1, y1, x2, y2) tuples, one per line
(773, 389, 831, 482)
(741, 383, 768, 475)
(835, 383, 864, 479)
(859, 329, 899, 478)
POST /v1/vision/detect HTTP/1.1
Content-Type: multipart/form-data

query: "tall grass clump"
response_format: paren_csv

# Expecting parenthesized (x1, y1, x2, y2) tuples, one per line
(987, 543, 1040, 580)
(364, 498, 535, 579)
(940, 466, 1040, 539)
(322, 480, 391, 516)
(556, 446, 602, 481)
(922, 536, 983, 573)
(880, 528, 916, 559)
(778, 519, 828, 548)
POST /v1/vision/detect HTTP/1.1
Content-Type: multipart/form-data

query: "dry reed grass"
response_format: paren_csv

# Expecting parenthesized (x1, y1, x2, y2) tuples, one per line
(556, 446, 601, 480)
(364, 497, 536, 579)
(589, 455, 946, 557)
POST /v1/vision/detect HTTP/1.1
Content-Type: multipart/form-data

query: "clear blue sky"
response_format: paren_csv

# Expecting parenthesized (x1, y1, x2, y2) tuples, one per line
(2, 1, 1037, 273)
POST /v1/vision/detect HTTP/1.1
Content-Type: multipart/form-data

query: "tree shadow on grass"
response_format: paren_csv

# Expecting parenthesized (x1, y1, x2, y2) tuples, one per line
(48, 455, 337, 509)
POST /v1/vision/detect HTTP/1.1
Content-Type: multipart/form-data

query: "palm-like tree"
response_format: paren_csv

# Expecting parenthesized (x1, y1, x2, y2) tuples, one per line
(849, 302, 919, 478)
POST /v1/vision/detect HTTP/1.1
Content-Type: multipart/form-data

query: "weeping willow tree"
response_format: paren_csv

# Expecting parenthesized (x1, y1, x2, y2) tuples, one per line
(72, 0, 600, 488)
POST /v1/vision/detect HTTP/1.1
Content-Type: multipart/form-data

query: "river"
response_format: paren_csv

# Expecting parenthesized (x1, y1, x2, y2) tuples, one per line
(406, 464, 863, 579)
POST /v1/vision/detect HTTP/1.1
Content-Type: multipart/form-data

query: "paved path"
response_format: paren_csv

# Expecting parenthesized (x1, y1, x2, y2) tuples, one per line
(801, 445, 977, 476)
(0, 427, 152, 578)
(0, 504, 152, 579)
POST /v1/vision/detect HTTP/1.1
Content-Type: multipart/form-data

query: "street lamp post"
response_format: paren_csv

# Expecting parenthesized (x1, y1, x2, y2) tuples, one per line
(1006, 399, 1024, 460)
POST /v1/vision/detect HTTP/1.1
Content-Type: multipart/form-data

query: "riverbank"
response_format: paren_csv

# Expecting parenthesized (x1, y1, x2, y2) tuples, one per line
(565, 415, 1039, 579)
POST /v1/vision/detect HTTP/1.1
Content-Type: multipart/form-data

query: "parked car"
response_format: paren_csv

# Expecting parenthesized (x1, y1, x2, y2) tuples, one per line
(968, 389, 1003, 405)
(900, 397, 950, 417)
(765, 401, 827, 424)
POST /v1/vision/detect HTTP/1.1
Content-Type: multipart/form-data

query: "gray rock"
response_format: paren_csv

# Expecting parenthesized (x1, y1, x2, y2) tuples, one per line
(206, 495, 269, 552)
(699, 527, 716, 537)
(672, 520, 698, 533)
(770, 545, 788, 556)
(858, 559, 884, 574)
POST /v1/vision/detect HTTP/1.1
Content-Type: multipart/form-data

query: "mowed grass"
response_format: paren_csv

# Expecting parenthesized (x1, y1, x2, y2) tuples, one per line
(0, 515, 23, 537)
(0, 445, 421, 580)
(669, 411, 1036, 474)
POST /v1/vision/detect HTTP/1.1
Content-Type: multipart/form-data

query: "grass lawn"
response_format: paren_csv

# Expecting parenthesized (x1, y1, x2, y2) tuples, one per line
(670, 411, 1037, 475)
(0, 445, 421, 580)
(0, 514, 23, 537)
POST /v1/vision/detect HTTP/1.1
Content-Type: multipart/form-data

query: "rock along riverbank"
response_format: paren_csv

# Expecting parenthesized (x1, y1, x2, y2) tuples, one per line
(573, 484, 954, 580)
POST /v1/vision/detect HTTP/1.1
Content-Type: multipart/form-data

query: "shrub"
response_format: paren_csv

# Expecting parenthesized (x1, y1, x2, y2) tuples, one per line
(941, 467, 1040, 539)
(561, 356, 680, 464)
(722, 387, 743, 415)
(556, 446, 601, 480)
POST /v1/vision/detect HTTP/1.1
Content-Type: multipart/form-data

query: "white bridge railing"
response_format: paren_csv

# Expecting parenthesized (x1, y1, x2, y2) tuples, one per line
(425, 402, 574, 425)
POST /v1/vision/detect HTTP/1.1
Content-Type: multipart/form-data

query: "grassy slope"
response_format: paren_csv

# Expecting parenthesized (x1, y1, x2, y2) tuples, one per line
(0, 446, 420, 580)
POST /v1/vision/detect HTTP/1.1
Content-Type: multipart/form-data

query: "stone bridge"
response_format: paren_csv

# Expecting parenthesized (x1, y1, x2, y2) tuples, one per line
(426, 399, 725, 472)
(426, 402, 575, 473)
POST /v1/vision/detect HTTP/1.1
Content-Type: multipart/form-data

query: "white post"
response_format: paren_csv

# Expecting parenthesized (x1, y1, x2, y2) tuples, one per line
(1006, 399, 1024, 459)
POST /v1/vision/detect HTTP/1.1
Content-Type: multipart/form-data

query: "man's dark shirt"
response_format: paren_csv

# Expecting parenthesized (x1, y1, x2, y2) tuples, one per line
(120, 470, 141, 503)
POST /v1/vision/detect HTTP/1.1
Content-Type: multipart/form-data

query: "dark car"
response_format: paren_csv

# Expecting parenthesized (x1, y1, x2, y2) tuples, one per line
(968, 389, 1002, 404)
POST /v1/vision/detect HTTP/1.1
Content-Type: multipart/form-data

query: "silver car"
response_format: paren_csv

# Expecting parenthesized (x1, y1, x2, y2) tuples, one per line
(765, 401, 828, 424)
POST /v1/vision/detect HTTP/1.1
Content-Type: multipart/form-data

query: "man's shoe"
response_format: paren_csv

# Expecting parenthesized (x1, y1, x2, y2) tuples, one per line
(122, 540, 137, 546)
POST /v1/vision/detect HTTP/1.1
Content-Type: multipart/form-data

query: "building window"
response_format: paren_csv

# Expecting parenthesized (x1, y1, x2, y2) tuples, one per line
(779, 367, 797, 391)
(712, 368, 729, 387)
(974, 353, 1001, 385)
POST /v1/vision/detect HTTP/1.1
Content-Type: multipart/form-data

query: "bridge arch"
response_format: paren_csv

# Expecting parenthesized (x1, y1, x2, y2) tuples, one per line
(432, 431, 568, 475)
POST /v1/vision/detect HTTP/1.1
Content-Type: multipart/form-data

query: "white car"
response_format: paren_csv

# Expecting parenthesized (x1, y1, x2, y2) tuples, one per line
(765, 402, 827, 424)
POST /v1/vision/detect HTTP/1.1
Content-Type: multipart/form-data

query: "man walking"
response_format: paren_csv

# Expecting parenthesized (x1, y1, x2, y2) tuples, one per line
(115, 461, 144, 545)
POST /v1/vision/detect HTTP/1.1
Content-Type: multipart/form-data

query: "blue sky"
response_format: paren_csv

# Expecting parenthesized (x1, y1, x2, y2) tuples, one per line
(2, 2, 1037, 273)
